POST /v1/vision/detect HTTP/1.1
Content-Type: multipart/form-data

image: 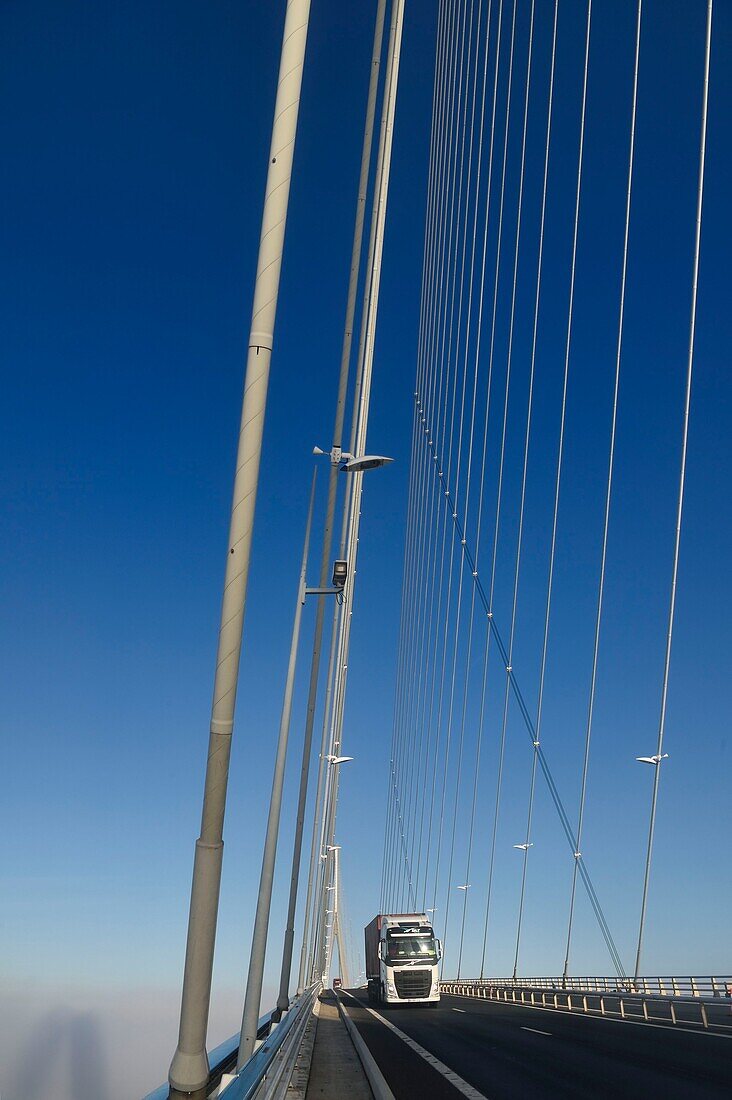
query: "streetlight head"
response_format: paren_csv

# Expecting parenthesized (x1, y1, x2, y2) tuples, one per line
(341, 454, 394, 473)
(332, 559, 348, 588)
(513, 843, 533, 850)
(456, 884, 471, 891)
(313, 445, 325, 455)
(327, 844, 341, 852)
(636, 753, 669, 765)
(327, 755, 354, 765)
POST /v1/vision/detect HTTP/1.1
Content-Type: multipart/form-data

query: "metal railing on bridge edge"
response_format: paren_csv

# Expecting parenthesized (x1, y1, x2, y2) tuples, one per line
(445, 975, 732, 998)
(144, 983, 321, 1100)
(440, 977, 732, 1034)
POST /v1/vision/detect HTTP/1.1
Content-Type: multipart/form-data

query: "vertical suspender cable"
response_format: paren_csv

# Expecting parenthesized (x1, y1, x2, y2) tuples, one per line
(511, 0, 559, 981)
(388, 0, 452, 912)
(421, 0, 472, 913)
(472, 0, 535, 978)
(381, 0, 449, 911)
(563, 0, 642, 983)
(387, 0, 462, 909)
(454, 0, 530, 977)
(510, 0, 589, 983)
(633, 0, 713, 984)
(455, 0, 508, 972)
(533, 0, 593, 982)
(424, 0, 495, 943)
(477, 0, 520, 976)
(430, 0, 485, 960)
(425, 0, 505, 921)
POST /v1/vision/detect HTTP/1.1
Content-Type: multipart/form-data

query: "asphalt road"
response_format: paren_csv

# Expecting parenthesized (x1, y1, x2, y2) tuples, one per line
(340, 989, 732, 1099)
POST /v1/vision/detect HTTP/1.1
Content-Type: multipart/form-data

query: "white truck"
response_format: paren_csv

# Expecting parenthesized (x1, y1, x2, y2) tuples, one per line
(364, 913, 441, 1006)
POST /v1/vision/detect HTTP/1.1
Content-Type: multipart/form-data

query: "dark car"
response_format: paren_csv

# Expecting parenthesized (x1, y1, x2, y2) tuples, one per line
(333, 977, 342, 989)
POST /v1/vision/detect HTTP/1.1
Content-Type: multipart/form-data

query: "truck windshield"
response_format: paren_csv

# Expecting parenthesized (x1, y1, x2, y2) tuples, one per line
(386, 934, 437, 961)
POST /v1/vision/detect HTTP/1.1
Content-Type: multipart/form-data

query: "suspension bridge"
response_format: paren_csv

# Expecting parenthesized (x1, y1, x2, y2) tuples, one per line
(146, 0, 729, 1097)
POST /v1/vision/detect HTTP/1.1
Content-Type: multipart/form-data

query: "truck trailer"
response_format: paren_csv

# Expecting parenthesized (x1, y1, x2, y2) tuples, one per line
(364, 913, 441, 1006)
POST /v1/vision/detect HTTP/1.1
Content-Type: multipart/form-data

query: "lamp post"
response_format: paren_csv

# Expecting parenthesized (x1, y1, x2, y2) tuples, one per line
(275, 747, 351, 1013)
(239, 472, 349, 1054)
(633, 751, 670, 984)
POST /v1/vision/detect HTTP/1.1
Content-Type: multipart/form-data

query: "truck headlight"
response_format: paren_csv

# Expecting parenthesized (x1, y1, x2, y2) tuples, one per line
(387, 981, 396, 993)
(431, 983, 439, 993)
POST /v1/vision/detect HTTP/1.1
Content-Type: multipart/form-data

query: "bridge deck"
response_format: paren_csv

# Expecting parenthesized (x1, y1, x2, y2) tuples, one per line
(338, 988, 731, 1099)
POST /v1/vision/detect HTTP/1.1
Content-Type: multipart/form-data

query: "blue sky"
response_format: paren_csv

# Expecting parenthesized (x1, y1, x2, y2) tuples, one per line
(0, 2, 730, 1095)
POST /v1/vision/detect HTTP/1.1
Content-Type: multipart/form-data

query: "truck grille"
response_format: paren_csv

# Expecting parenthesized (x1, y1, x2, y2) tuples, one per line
(394, 969, 432, 999)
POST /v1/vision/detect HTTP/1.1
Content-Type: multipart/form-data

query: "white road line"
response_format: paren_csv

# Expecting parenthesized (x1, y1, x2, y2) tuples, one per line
(342, 990, 489, 1100)
(453, 1008, 467, 1013)
(521, 1026, 552, 1036)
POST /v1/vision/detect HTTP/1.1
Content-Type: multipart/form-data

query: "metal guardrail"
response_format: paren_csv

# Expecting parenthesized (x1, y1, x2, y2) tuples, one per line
(450, 975, 732, 999)
(218, 984, 320, 1100)
(440, 981, 732, 1034)
(143, 1009, 283, 1100)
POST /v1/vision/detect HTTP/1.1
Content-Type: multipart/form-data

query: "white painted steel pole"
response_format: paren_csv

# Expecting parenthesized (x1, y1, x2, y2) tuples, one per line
(286, 0, 389, 1005)
(312, 0, 406, 983)
(237, 472, 317, 1068)
(168, 3, 311, 1095)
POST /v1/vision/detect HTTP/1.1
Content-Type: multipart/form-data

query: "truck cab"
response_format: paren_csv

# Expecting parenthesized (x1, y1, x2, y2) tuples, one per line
(365, 913, 441, 1006)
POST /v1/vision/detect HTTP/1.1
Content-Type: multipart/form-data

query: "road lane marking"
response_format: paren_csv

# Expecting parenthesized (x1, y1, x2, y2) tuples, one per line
(342, 990, 489, 1099)
(521, 1026, 551, 1036)
(453, 1008, 467, 1013)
